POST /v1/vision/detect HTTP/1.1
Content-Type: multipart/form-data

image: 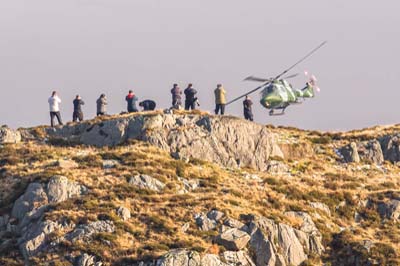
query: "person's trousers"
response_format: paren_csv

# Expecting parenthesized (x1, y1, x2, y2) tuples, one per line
(50, 112, 63, 127)
(215, 104, 225, 115)
(73, 111, 83, 122)
(244, 110, 253, 121)
(185, 100, 196, 110)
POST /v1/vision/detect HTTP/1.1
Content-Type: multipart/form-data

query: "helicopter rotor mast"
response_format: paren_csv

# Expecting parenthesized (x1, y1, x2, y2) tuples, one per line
(226, 41, 327, 106)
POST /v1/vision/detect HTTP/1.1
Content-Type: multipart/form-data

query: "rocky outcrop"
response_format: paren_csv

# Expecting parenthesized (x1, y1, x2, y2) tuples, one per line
(66, 220, 115, 242)
(46, 114, 283, 171)
(195, 213, 217, 231)
(216, 228, 251, 251)
(247, 214, 324, 266)
(380, 133, 400, 162)
(309, 202, 331, 216)
(340, 142, 360, 163)
(9, 176, 87, 260)
(157, 249, 201, 266)
(340, 140, 383, 164)
(129, 174, 166, 192)
(76, 253, 103, 266)
(222, 251, 255, 266)
(0, 126, 21, 144)
(116, 206, 131, 221)
(378, 199, 400, 221)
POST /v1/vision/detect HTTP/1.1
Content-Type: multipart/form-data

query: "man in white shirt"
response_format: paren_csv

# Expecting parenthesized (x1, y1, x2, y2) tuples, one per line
(48, 91, 63, 127)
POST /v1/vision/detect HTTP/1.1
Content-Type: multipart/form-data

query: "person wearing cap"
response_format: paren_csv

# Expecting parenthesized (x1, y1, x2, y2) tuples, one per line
(184, 83, 198, 110)
(170, 84, 182, 109)
(214, 84, 226, 115)
(72, 95, 85, 122)
(48, 91, 63, 127)
(243, 95, 253, 121)
(126, 90, 139, 113)
(96, 94, 107, 116)
(139, 99, 156, 111)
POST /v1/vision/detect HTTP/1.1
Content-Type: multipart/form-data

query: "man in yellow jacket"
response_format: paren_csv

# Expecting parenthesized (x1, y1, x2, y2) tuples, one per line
(214, 84, 226, 115)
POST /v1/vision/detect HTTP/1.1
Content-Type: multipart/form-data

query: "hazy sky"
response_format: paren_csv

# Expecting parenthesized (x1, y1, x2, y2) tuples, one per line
(1, 0, 399, 130)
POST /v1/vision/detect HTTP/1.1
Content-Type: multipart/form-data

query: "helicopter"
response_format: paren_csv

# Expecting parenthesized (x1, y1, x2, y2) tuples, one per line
(227, 41, 327, 116)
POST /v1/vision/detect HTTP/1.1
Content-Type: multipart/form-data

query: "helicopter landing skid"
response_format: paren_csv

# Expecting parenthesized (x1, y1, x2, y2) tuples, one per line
(269, 109, 286, 116)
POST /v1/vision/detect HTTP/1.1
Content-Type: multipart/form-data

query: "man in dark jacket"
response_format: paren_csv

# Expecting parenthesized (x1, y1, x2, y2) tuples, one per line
(184, 83, 198, 110)
(139, 100, 156, 111)
(73, 95, 85, 122)
(243, 95, 253, 121)
(170, 84, 182, 109)
(126, 90, 138, 113)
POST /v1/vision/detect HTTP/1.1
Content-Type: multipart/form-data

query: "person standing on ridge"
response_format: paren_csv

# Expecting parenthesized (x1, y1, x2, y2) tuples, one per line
(184, 83, 198, 110)
(243, 95, 254, 121)
(214, 84, 226, 115)
(96, 94, 107, 116)
(126, 90, 138, 113)
(139, 99, 156, 111)
(170, 84, 182, 109)
(72, 95, 85, 122)
(48, 91, 63, 127)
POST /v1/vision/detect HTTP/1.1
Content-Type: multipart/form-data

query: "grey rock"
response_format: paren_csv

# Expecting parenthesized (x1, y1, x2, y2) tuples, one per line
(46, 114, 284, 171)
(116, 206, 131, 221)
(265, 160, 289, 174)
(102, 159, 120, 169)
(340, 142, 360, 163)
(222, 251, 256, 266)
(207, 210, 224, 222)
(380, 134, 400, 162)
(285, 211, 319, 235)
(195, 213, 217, 231)
(0, 126, 21, 144)
(66, 220, 115, 242)
(201, 254, 228, 266)
(55, 159, 79, 169)
(11, 183, 48, 221)
(309, 202, 331, 216)
(19, 220, 62, 259)
(223, 218, 246, 230)
(247, 214, 324, 266)
(378, 199, 400, 221)
(0, 214, 9, 231)
(177, 177, 200, 193)
(243, 173, 262, 182)
(362, 140, 384, 164)
(76, 253, 103, 266)
(157, 249, 201, 266)
(216, 228, 251, 251)
(47, 175, 87, 203)
(129, 174, 165, 192)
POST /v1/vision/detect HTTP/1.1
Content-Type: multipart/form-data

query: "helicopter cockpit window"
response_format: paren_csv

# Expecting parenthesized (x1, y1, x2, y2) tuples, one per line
(267, 86, 274, 93)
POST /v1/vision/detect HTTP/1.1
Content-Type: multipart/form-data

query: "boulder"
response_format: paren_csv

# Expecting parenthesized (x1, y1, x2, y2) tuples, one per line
(157, 249, 201, 266)
(285, 211, 319, 235)
(378, 199, 400, 221)
(11, 183, 48, 221)
(223, 218, 246, 230)
(0, 126, 21, 144)
(340, 142, 360, 163)
(46, 114, 284, 171)
(19, 220, 62, 258)
(201, 254, 228, 266)
(195, 213, 217, 231)
(0, 215, 9, 231)
(47, 175, 87, 203)
(177, 177, 200, 193)
(102, 160, 120, 169)
(247, 214, 324, 266)
(116, 206, 131, 221)
(55, 159, 79, 169)
(66, 220, 115, 243)
(361, 140, 384, 164)
(309, 202, 331, 216)
(265, 160, 289, 174)
(380, 134, 400, 162)
(207, 210, 224, 222)
(129, 174, 165, 192)
(76, 253, 103, 266)
(222, 251, 256, 266)
(216, 228, 251, 251)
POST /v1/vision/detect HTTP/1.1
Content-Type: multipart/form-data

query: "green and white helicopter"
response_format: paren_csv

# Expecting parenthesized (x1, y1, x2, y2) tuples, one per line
(227, 41, 326, 116)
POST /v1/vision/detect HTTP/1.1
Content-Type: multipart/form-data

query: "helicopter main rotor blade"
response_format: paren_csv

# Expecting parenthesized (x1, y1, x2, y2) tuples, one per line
(243, 76, 273, 83)
(273, 41, 327, 80)
(226, 41, 327, 106)
(283, 73, 299, 79)
(226, 83, 269, 105)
